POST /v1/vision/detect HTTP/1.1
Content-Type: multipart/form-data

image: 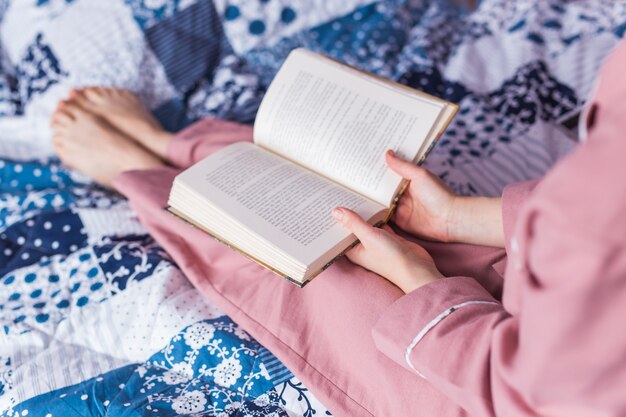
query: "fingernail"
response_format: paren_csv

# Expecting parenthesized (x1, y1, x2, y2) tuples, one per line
(332, 208, 344, 221)
(387, 149, 394, 156)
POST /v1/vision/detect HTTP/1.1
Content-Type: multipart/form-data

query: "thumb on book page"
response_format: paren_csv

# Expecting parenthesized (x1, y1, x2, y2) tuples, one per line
(332, 207, 376, 245)
(385, 149, 425, 180)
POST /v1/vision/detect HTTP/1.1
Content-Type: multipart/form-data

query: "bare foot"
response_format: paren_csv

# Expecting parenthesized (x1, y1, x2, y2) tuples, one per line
(51, 100, 165, 188)
(70, 87, 172, 159)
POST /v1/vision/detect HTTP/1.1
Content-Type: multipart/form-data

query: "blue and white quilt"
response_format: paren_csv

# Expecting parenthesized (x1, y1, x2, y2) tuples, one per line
(0, 0, 625, 416)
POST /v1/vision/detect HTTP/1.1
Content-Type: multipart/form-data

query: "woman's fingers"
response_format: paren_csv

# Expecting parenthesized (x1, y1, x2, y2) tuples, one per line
(333, 208, 394, 266)
(333, 208, 401, 245)
(333, 208, 371, 266)
(332, 206, 444, 293)
(385, 150, 425, 180)
(345, 242, 367, 265)
(332, 207, 376, 243)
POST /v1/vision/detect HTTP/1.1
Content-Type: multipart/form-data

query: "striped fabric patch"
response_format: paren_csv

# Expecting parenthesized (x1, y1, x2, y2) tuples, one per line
(258, 346, 294, 385)
(145, 0, 231, 93)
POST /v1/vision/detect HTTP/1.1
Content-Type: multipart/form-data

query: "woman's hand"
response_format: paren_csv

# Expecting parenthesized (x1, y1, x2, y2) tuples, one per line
(332, 207, 443, 294)
(386, 151, 505, 248)
(386, 150, 458, 242)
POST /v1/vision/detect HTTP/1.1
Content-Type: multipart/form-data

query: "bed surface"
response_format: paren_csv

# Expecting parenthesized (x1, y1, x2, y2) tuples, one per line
(0, 0, 624, 416)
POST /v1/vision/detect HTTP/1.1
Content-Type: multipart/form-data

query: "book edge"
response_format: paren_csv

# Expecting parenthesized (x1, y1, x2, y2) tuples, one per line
(299, 48, 457, 108)
(165, 206, 307, 287)
(164, 207, 385, 288)
(386, 102, 459, 221)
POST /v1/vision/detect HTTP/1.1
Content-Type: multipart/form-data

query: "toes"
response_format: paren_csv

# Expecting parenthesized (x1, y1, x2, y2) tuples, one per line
(53, 100, 77, 122)
(72, 90, 95, 110)
(103, 87, 118, 98)
(51, 117, 70, 144)
(51, 122, 69, 137)
(52, 134, 65, 148)
(52, 135, 69, 158)
(69, 100, 96, 120)
(120, 89, 140, 103)
(68, 88, 81, 99)
(101, 87, 124, 103)
(80, 86, 141, 107)
(54, 99, 66, 113)
(83, 87, 104, 103)
(51, 111, 73, 128)
(52, 133, 77, 169)
(51, 119, 65, 132)
(59, 100, 82, 119)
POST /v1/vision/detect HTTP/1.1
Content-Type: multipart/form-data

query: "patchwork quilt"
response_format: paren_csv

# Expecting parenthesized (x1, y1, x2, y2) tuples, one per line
(0, 0, 624, 416)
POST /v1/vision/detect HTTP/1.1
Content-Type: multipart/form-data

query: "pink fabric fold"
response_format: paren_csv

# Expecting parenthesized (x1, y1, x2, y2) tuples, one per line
(501, 180, 538, 254)
(372, 276, 502, 372)
(166, 118, 254, 169)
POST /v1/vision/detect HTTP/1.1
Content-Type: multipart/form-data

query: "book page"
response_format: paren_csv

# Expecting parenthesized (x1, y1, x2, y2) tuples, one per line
(254, 49, 446, 207)
(175, 142, 387, 269)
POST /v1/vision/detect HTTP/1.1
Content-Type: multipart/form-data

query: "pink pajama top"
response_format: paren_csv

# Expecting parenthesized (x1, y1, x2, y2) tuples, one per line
(372, 40, 626, 416)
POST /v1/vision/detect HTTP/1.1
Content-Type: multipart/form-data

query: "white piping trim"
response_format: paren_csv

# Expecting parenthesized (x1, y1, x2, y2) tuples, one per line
(405, 301, 500, 379)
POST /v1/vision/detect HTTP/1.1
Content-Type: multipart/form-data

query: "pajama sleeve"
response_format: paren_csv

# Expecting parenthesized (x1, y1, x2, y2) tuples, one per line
(371, 275, 506, 416)
(166, 118, 254, 168)
(373, 39, 626, 417)
(501, 180, 539, 253)
(371, 181, 541, 417)
(373, 167, 626, 417)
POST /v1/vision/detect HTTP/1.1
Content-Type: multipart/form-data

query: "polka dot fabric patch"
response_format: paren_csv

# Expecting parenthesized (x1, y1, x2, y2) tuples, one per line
(0, 209, 87, 277)
(0, 247, 110, 332)
(216, 0, 373, 53)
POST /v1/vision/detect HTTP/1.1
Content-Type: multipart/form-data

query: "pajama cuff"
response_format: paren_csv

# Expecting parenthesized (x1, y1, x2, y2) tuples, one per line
(165, 118, 254, 169)
(112, 169, 144, 198)
(112, 167, 179, 204)
(372, 276, 499, 378)
(165, 119, 216, 168)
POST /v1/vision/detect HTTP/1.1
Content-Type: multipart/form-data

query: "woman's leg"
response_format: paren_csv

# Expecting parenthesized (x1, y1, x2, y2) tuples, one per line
(165, 118, 254, 169)
(51, 101, 166, 187)
(67, 87, 254, 168)
(52, 92, 254, 186)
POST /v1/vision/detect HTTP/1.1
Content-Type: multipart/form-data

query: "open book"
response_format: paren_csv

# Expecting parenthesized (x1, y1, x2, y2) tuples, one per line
(167, 48, 457, 286)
